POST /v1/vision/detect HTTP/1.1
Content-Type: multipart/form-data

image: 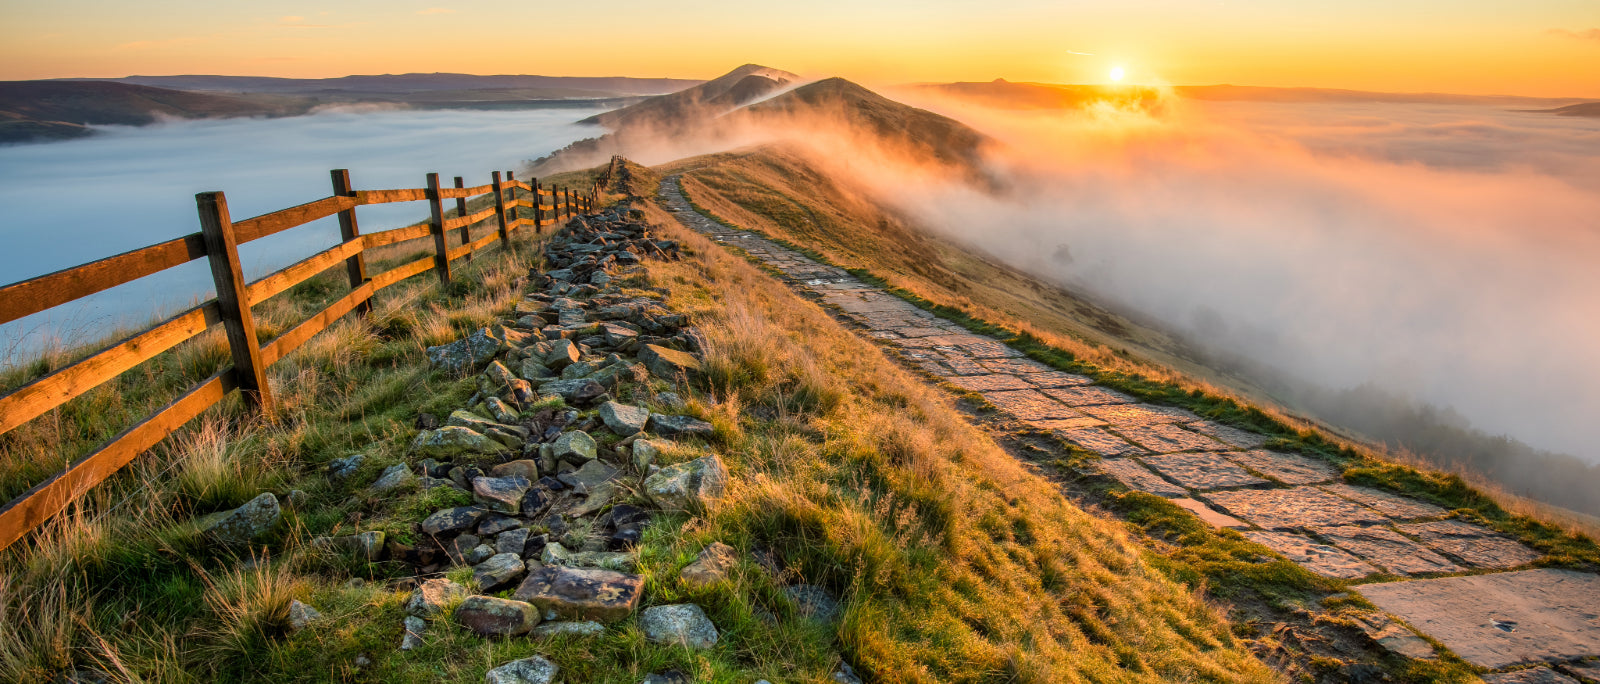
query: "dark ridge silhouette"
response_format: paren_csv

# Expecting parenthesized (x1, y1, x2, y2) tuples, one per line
(580, 64, 799, 129)
(0, 80, 305, 143)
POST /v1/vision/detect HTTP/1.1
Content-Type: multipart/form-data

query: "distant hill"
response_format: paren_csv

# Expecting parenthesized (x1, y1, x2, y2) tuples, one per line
(1532, 101, 1600, 118)
(580, 64, 799, 130)
(0, 81, 307, 144)
(737, 77, 989, 169)
(58, 73, 702, 97)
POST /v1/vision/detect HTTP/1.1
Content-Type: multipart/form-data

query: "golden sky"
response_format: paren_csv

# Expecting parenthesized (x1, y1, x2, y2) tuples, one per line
(4, 0, 1598, 98)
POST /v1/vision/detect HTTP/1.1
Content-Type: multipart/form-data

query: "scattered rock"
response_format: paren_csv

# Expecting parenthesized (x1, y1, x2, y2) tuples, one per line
(641, 672, 691, 684)
(513, 565, 645, 622)
(197, 492, 280, 545)
(287, 599, 321, 632)
(539, 378, 606, 404)
(473, 476, 533, 514)
(454, 596, 540, 636)
(406, 578, 468, 617)
(1353, 612, 1436, 660)
(644, 455, 727, 511)
(497, 528, 531, 556)
(833, 663, 864, 684)
(370, 463, 413, 493)
(631, 439, 660, 470)
(327, 454, 365, 481)
(465, 544, 497, 565)
(639, 604, 719, 649)
(598, 401, 650, 435)
(679, 542, 738, 589)
(545, 339, 581, 369)
(490, 459, 540, 480)
(412, 426, 509, 457)
(315, 531, 386, 562)
(638, 344, 701, 382)
(484, 655, 559, 684)
(400, 615, 427, 650)
(565, 460, 619, 490)
(784, 585, 842, 623)
(648, 413, 714, 438)
(447, 408, 502, 434)
(551, 430, 598, 463)
(474, 553, 527, 591)
(427, 327, 504, 373)
(421, 506, 487, 536)
(530, 620, 606, 637)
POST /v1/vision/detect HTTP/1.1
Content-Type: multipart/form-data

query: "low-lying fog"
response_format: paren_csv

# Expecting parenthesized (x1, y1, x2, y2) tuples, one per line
(0, 105, 602, 360)
(880, 95, 1600, 470)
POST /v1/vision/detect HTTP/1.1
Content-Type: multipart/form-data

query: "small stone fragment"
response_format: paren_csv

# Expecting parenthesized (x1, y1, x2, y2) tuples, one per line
(551, 431, 598, 463)
(644, 455, 728, 511)
(639, 604, 719, 649)
(287, 599, 321, 632)
(598, 401, 650, 436)
(454, 596, 540, 636)
(638, 344, 701, 382)
(400, 615, 427, 650)
(530, 620, 606, 637)
(490, 459, 540, 480)
(370, 463, 413, 493)
(420, 506, 487, 536)
(784, 585, 842, 623)
(405, 578, 468, 617)
(327, 454, 365, 481)
(648, 413, 714, 438)
(679, 542, 738, 589)
(474, 552, 527, 591)
(412, 426, 509, 457)
(473, 476, 533, 514)
(197, 492, 280, 545)
(484, 655, 559, 684)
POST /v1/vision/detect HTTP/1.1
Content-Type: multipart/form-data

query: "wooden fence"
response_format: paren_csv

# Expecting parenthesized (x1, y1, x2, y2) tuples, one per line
(0, 168, 599, 551)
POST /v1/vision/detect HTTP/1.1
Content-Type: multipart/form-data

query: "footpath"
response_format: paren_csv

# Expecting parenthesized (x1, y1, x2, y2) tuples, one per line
(658, 175, 1600, 684)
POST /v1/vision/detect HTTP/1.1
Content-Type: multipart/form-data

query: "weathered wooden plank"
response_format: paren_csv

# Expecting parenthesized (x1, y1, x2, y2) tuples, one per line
(442, 205, 498, 231)
(510, 199, 534, 209)
(0, 233, 207, 327)
(437, 183, 494, 199)
(356, 188, 428, 204)
(244, 240, 363, 305)
(259, 282, 374, 367)
(370, 255, 435, 290)
(233, 195, 356, 244)
(0, 302, 222, 436)
(446, 231, 499, 262)
(362, 223, 430, 249)
(0, 369, 236, 552)
(197, 192, 272, 412)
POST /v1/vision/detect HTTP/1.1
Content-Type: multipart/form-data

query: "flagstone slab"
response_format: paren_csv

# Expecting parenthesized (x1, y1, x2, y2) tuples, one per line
(1141, 453, 1268, 490)
(1242, 530, 1378, 579)
(1117, 424, 1225, 453)
(914, 361, 953, 376)
(1357, 569, 1600, 669)
(1225, 450, 1339, 485)
(961, 340, 1023, 358)
(1321, 484, 1446, 520)
(980, 389, 1086, 420)
(1399, 520, 1542, 569)
(1059, 427, 1147, 457)
(1560, 660, 1600, 683)
(1042, 386, 1138, 406)
(947, 374, 1036, 392)
(1205, 486, 1387, 529)
(1098, 458, 1187, 497)
(895, 327, 949, 338)
(1024, 417, 1106, 432)
(1483, 669, 1581, 684)
(1171, 498, 1249, 528)
(1186, 421, 1273, 449)
(1080, 403, 1201, 426)
(1022, 371, 1097, 388)
(978, 358, 1054, 374)
(1313, 525, 1462, 575)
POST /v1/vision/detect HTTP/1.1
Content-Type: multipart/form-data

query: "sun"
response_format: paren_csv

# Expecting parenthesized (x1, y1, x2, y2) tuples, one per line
(1109, 66, 1126, 82)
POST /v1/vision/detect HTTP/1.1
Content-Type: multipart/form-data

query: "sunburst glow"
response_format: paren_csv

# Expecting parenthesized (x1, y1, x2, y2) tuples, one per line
(1109, 66, 1125, 82)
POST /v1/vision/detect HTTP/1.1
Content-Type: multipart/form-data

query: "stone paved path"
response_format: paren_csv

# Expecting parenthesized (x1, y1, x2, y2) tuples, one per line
(656, 176, 1599, 673)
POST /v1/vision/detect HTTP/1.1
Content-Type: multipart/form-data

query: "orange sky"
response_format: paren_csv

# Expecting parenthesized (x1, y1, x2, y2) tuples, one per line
(3, 1, 1598, 98)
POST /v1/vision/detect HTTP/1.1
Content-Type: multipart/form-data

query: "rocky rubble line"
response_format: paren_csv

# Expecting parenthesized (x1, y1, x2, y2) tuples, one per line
(209, 200, 856, 683)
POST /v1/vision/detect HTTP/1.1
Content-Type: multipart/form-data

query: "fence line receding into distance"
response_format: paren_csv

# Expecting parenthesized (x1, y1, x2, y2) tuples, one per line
(0, 168, 604, 552)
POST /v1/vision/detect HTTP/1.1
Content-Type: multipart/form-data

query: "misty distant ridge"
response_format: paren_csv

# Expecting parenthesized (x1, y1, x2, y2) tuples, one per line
(54, 72, 703, 96)
(911, 79, 1594, 110)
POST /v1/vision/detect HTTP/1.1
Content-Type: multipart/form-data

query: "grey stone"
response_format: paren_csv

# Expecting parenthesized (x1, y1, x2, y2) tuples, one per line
(411, 426, 509, 457)
(560, 361, 595, 380)
(370, 463, 413, 493)
(197, 492, 280, 545)
(551, 431, 598, 463)
(474, 552, 527, 591)
(446, 408, 500, 433)
(833, 664, 864, 684)
(599, 401, 650, 436)
(454, 596, 540, 636)
(497, 528, 531, 556)
(400, 615, 427, 650)
(328, 453, 365, 481)
(679, 542, 738, 588)
(784, 584, 841, 623)
(644, 455, 727, 511)
(538, 378, 606, 404)
(568, 481, 618, 518)
(648, 414, 714, 438)
(465, 544, 496, 565)
(513, 565, 645, 622)
(530, 620, 606, 637)
(427, 327, 504, 373)
(486, 397, 520, 425)
(472, 476, 533, 514)
(1353, 612, 1436, 660)
(287, 599, 321, 632)
(484, 656, 559, 684)
(405, 578, 468, 617)
(639, 344, 701, 382)
(1483, 670, 1581, 684)
(631, 438, 660, 470)
(568, 460, 620, 490)
(519, 358, 553, 381)
(320, 530, 386, 562)
(420, 506, 487, 536)
(639, 604, 718, 649)
(490, 459, 540, 481)
(545, 339, 581, 369)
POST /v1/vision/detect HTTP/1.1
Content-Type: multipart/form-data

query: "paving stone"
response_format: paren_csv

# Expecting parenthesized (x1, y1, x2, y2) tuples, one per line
(1224, 450, 1338, 485)
(1482, 668, 1581, 684)
(1241, 530, 1378, 579)
(1185, 421, 1272, 449)
(978, 358, 1053, 374)
(1399, 520, 1542, 569)
(947, 374, 1035, 392)
(1079, 403, 1201, 426)
(1042, 386, 1137, 406)
(1098, 458, 1187, 497)
(1022, 417, 1105, 432)
(1059, 427, 1147, 457)
(960, 340, 1022, 358)
(1313, 525, 1462, 575)
(1205, 486, 1387, 529)
(937, 354, 989, 375)
(914, 360, 953, 376)
(1140, 453, 1268, 490)
(1170, 498, 1249, 528)
(1116, 424, 1227, 453)
(1560, 661, 1600, 683)
(1356, 568, 1600, 669)
(979, 389, 1085, 420)
(1321, 483, 1447, 520)
(1352, 612, 1437, 660)
(894, 326, 948, 338)
(1022, 371, 1096, 388)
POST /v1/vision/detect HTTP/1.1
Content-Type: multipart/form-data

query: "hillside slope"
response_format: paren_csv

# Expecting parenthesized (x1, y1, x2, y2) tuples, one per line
(581, 64, 798, 130)
(0, 80, 307, 143)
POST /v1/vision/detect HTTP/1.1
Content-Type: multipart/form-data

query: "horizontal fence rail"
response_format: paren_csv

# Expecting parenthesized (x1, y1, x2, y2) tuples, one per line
(0, 167, 600, 551)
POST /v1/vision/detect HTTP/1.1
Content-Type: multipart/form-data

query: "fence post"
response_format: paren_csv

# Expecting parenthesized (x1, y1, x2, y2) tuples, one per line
(492, 170, 510, 248)
(195, 191, 273, 414)
(426, 172, 451, 284)
(330, 169, 371, 316)
(533, 179, 543, 233)
(453, 176, 473, 263)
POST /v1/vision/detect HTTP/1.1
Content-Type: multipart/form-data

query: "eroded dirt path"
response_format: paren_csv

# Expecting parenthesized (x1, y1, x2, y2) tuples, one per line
(657, 175, 1600, 683)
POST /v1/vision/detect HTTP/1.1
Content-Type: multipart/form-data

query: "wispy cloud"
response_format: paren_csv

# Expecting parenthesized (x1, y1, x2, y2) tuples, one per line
(417, 7, 456, 15)
(1065, 50, 1095, 56)
(1548, 27, 1600, 43)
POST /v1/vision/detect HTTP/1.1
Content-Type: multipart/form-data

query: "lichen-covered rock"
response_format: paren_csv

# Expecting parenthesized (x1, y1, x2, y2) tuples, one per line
(564, 460, 619, 490)
(551, 431, 597, 463)
(643, 455, 727, 511)
(472, 475, 533, 514)
(197, 492, 280, 545)
(287, 600, 321, 632)
(490, 459, 539, 481)
(537, 378, 605, 404)
(544, 339, 581, 369)
(370, 464, 413, 493)
(485, 397, 520, 424)
(454, 596, 539, 636)
(679, 542, 738, 589)
(406, 578, 468, 617)
(513, 566, 645, 622)
(530, 620, 605, 637)
(648, 414, 714, 438)
(446, 409, 500, 434)
(598, 401, 649, 436)
(639, 604, 719, 649)
(411, 426, 509, 457)
(631, 439, 660, 470)
(400, 615, 427, 650)
(784, 584, 842, 623)
(427, 327, 504, 373)
(474, 552, 527, 592)
(420, 506, 487, 536)
(484, 655, 559, 684)
(327, 453, 365, 481)
(638, 344, 701, 382)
